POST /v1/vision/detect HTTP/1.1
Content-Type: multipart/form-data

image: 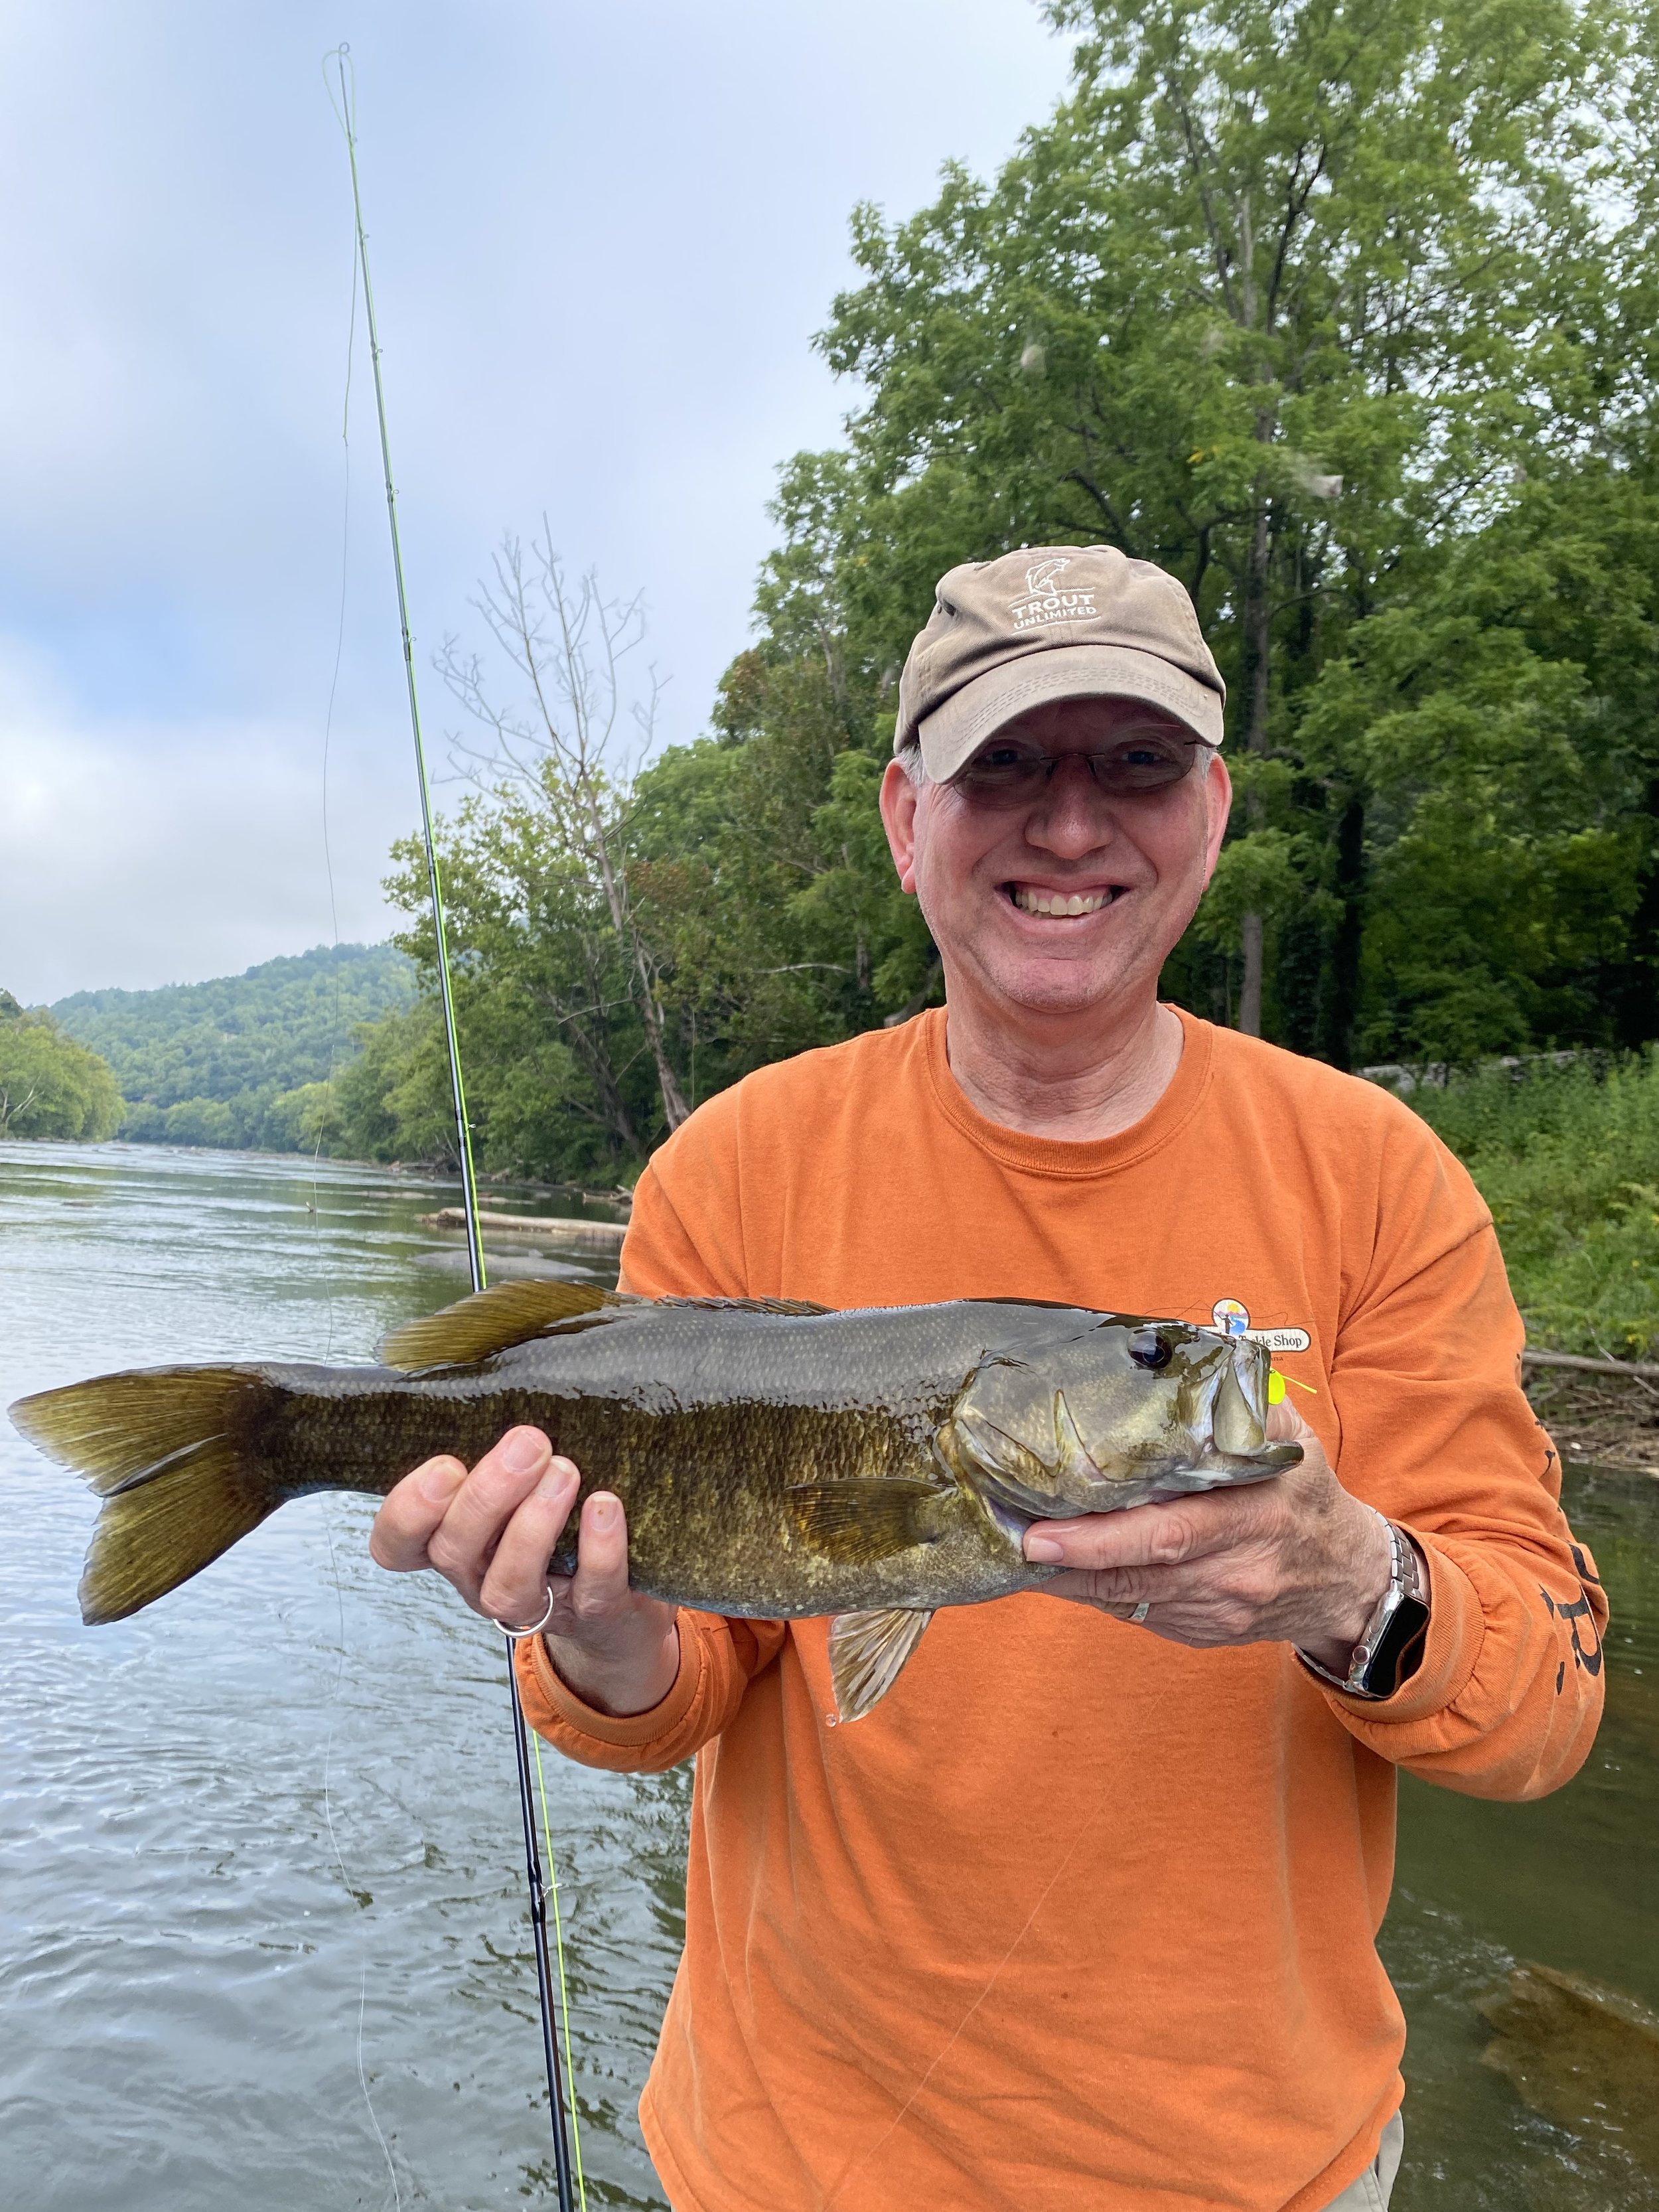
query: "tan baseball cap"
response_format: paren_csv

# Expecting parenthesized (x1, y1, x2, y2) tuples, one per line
(894, 544, 1226, 780)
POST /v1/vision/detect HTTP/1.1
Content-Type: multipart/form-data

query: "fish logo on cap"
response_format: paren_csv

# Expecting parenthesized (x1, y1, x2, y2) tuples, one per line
(1025, 555, 1070, 595)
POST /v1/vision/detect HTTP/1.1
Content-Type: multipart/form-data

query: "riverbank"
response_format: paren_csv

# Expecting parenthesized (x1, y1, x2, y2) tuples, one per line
(1526, 1365, 1659, 1477)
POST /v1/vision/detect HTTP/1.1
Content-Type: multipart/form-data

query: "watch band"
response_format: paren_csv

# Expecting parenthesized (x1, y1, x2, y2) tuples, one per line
(1297, 1513, 1431, 1702)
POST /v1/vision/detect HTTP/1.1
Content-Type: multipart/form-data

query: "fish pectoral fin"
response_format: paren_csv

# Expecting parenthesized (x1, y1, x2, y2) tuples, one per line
(786, 1479, 946, 1563)
(828, 1607, 935, 1722)
(381, 1281, 630, 1370)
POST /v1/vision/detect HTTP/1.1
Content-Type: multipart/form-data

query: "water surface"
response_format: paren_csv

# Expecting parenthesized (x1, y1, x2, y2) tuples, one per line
(1, 1142, 1653, 2207)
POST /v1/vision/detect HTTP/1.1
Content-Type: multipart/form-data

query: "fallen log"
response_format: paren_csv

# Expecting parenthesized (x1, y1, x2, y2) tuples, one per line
(1522, 1347, 1659, 1382)
(419, 1206, 626, 1247)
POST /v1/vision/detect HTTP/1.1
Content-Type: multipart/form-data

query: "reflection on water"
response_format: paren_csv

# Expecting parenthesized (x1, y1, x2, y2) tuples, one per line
(1, 1141, 1654, 2208)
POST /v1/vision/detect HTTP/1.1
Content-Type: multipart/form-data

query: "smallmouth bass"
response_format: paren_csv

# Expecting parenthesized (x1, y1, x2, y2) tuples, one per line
(9, 1281, 1299, 1719)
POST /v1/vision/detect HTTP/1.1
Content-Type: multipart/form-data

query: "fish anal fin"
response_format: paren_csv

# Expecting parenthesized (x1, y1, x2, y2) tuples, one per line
(786, 1478, 946, 1563)
(381, 1281, 628, 1370)
(828, 1607, 935, 1722)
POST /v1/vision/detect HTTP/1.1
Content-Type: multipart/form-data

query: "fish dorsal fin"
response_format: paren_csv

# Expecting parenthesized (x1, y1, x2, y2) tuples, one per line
(658, 1295, 832, 1317)
(828, 1607, 936, 1722)
(382, 1281, 631, 1370)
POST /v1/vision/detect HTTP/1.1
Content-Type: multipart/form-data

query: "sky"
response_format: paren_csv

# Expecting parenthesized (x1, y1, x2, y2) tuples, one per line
(0, 1, 1075, 1005)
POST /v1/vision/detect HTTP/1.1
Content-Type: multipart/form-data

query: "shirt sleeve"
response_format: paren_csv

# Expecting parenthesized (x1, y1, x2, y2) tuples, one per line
(1316, 1114, 1607, 1800)
(516, 1110, 788, 1770)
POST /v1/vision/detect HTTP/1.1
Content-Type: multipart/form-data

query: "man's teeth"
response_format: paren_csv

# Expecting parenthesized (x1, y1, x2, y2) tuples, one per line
(1011, 886, 1115, 917)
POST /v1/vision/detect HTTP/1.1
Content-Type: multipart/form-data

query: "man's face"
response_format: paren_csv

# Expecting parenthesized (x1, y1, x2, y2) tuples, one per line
(879, 697, 1232, 1021)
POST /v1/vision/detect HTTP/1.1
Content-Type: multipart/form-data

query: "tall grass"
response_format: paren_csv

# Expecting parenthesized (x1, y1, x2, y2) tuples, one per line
(1393, 1051, 1659, 1361)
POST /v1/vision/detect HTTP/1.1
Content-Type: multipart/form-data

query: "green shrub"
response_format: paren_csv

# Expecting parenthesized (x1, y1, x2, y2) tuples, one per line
(1394, 1052, 1659, 1359)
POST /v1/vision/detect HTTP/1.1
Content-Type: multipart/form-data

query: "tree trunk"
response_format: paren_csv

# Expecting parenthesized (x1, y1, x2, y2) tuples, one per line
(1236, 484, 1273, 1037)
(638, 979, 691, 1132)
(1321, 796, 1366, 1071)
(1237, 913, 1264, 1038)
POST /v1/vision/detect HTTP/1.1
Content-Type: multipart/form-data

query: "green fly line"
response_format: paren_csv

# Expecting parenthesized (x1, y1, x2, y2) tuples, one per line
(326, 46, 587, 2211)
(533, 1728, 589, 2200)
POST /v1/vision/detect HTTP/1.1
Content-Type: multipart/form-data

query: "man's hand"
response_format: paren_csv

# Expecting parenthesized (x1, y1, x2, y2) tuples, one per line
(1023, 1403, 1392, 1673)
(370, 1426, 680, 1718)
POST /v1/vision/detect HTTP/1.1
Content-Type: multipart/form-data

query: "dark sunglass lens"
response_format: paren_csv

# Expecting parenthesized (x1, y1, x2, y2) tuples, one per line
(958, 747, 1050, 796)
(1092, 745, 1193, 792)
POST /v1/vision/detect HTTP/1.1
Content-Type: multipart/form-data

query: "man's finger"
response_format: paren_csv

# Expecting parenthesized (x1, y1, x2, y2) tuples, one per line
(567, 1493, 632, 1625)
(423, 1425, 553, 1583)
(1023, 1492, 1249, 1573)
(370, 1455, 468, 1572)
(477, 1458, 581, 1626)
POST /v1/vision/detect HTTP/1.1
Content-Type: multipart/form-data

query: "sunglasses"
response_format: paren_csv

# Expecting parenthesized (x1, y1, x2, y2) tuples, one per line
(952, 733, 1215, 803)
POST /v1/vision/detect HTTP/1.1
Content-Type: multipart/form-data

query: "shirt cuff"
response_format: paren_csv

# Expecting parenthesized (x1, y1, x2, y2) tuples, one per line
(1312, 1528, 1481, 1726)
(518, 1611, 702, 1751)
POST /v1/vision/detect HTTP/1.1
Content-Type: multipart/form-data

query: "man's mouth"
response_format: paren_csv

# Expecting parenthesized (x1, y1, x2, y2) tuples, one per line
(1007, 884, 1119, 917)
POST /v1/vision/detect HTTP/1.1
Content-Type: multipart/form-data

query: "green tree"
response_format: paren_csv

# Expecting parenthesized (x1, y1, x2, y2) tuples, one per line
(751, 0, 1657, 1062)
(0, 994, 124, 1140)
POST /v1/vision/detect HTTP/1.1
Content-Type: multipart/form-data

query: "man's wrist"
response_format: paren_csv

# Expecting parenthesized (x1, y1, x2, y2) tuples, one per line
(1299, 1515, 1431, 1700)
(541, 1623, 682, 1719)
(1299, 1501, 1394, 1674)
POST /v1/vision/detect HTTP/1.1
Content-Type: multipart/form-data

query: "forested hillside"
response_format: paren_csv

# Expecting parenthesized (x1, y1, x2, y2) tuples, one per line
(51, 943, 414, 1151)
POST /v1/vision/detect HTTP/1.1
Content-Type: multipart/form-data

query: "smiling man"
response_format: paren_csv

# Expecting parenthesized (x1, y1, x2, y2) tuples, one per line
(372, 545, 1607, 2212)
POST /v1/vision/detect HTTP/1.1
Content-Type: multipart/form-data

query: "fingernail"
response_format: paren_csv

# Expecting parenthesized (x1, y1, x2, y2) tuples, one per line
(500, 1429, 547, 1475)
(588, 1495, 616, 1529)
(1025, 1534, 1064, 1563)
(537, 1464, 575, 1501)
(418, 1460, 465, 1505)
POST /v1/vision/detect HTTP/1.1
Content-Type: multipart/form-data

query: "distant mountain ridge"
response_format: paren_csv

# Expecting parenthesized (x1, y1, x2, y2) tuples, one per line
(50, 942, 416, 1150)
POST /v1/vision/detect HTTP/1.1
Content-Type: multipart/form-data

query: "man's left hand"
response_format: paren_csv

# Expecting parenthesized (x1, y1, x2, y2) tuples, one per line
(1023, 1403, 1393, 1673)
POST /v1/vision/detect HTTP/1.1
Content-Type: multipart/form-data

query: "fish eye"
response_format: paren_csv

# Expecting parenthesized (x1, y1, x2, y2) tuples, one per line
(1127, 1329, 1173, 1370)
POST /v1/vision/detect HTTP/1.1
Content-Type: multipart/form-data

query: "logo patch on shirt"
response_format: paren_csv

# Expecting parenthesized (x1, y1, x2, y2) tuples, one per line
(1212, 1297, 1311, 1355)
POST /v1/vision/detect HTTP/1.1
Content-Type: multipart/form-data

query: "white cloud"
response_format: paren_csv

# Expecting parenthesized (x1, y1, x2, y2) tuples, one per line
(0, 0, 1075, 995)
(0, 644, 407, 1003)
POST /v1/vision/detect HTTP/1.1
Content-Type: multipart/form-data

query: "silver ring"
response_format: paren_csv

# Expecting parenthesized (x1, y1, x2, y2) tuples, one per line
(495, 1584, 557, 1639)
(1129, 1599, 1151, 1625)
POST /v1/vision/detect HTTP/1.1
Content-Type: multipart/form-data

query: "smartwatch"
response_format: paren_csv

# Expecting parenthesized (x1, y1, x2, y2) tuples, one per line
(1297, 1516, 1431, 1702)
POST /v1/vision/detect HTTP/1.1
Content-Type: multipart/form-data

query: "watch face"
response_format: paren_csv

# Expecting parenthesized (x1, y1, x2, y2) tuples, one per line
(1365, 1595, 1430, 1698)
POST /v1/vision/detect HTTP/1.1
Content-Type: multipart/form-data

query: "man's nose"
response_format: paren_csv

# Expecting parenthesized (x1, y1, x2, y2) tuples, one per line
(1025, 757, 1117, 851)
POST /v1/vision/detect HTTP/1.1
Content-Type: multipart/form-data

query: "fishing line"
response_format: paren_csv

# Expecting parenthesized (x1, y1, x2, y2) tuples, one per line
(311, 175, 360, 1367)
(326, 47, 583, 2211)
(319, 1503, 405, 2212)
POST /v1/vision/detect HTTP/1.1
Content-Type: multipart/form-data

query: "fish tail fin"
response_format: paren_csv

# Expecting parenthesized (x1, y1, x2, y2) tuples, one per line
(9, 1367, 283, 1624)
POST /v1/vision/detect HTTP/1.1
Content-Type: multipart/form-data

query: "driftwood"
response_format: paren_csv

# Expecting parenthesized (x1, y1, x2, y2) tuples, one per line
(418, 1206, 626, 1248)
(1522, 1347, 1659, 1381)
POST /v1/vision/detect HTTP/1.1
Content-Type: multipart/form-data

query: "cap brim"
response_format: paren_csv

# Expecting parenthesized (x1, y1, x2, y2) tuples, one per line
(911, 642, 1224, 780)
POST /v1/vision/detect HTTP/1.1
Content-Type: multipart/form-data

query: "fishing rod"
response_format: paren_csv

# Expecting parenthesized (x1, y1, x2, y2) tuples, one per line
(328, 47, 584, 2212)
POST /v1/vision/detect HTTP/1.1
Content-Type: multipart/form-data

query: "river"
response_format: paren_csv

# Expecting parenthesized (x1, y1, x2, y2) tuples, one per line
(1, 1140, 1654, 2209)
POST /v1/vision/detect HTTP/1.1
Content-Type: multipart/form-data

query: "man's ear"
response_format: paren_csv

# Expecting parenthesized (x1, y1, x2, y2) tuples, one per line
(1200, 754, 1233, 886)
(879, 758, 920, 893)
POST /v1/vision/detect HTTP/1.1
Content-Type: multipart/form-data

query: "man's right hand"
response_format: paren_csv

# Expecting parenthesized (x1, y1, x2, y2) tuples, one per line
(369, 1424, 680, 1718)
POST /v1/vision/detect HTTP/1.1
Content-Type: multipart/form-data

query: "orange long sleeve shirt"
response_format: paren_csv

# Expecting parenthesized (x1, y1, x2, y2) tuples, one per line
(517, 1009, 1607, 2212)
